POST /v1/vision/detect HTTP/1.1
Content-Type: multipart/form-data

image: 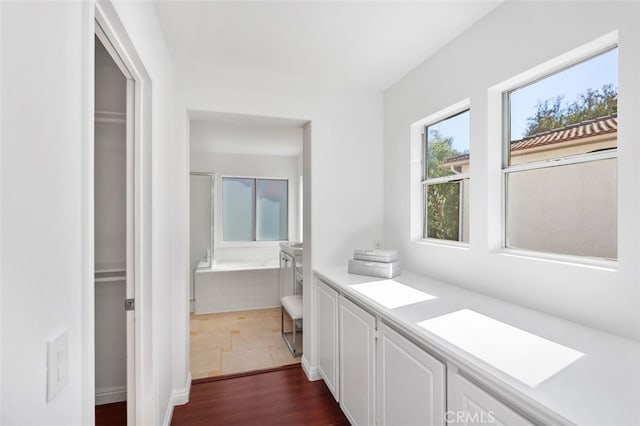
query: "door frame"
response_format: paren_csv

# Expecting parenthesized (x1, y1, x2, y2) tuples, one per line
(83, 1, 153, 425)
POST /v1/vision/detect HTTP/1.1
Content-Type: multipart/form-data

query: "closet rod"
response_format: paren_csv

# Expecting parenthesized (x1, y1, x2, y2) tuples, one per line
(95, 276, 126, 283)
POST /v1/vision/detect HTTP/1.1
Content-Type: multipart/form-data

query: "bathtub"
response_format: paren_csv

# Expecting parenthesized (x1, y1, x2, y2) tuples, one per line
(194, 259, 280, 314)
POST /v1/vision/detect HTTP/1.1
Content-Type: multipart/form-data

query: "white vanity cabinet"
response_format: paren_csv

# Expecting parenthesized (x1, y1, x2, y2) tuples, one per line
(452, 374, 534, 426)
(279, 250, 295, 298)
(316, 278, 340, 401)
(339, 296, 376, 426)
(377, 323, 446, 426)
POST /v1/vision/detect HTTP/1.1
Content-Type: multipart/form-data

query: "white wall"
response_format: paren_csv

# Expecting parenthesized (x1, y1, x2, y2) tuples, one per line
(190, 120, 303, 156)
(1, 1, 182, 424)
(384, 1, 640, 340)
(176, 66, 384, 378)
(1, 2, 89, 424)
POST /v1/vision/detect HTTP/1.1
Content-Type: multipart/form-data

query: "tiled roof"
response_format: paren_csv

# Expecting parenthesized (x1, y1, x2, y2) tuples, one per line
(442, 113, 617, 164)
(510, 113, 617, 152)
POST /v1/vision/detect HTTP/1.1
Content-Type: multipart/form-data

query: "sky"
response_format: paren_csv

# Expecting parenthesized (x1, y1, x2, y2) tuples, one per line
(510, 48, 618, 139)
(427, 47, 618, 153)
(427, 110, 470, 154)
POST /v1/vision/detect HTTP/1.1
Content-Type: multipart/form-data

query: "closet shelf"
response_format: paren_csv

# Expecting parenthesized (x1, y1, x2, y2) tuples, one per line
(95, 110, 125, 124)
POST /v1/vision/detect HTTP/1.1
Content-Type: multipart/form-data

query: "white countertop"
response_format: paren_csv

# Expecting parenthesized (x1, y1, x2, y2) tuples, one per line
(314, 266, 640, 426)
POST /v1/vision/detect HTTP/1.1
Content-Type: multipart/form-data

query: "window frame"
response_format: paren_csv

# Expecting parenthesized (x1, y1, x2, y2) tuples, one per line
(501, 46, 618, 263)
(220, 175, 289, 244)
(421, 108, 471, 245)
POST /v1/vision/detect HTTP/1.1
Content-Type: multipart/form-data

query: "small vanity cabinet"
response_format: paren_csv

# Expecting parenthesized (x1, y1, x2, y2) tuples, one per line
(279, 250, 295, 297)
(279, 242, 302, 298)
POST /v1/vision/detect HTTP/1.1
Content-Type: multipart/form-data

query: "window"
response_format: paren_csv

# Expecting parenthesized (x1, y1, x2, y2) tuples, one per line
(422, 110, 470, 242)
(222, 177, 288, 242)
(504, 47, 618, 260)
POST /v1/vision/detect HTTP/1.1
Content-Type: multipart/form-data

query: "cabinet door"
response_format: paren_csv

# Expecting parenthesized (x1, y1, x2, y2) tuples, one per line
(316, 279, 339, 401)
(279, 251, 295, 298)
(452, 374, 534, 426)
(378, 323, 446, 426)
(339, 296, 375, 426)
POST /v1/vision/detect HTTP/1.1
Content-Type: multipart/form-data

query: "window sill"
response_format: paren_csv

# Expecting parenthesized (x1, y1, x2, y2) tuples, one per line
(495, 248, 618, 271)
(414, 238, 470, 250)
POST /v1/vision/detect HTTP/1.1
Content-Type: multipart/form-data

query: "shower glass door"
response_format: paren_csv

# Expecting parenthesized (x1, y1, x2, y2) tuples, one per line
(190, 173, 214, 270)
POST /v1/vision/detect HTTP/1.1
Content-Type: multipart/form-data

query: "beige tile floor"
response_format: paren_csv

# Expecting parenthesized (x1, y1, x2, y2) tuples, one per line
(190, 307, 302, 379)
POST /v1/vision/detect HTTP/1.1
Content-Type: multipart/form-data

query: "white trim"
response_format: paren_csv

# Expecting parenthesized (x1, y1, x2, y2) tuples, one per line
(421, 172, 470, 186)
(503, 149, 616, 174)
(493, 32, 620, 266)
(162, 400, 174, 426)
(0, 0, 4, 422)
(81, 2, 96, 425)
(496, 248, 617, 271)
(172, 372, 192, 406)
(301, 355, 321, 381)
(162, 372, 192, 426)
(413, 101, 471, 244)
(414, 239, 471, 251)
(218, 175, 290, 245)
(96, 386, 127, 405)
(92, 2, 154, 426)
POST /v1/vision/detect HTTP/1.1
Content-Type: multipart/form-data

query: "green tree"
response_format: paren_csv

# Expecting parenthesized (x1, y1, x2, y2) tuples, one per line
(523, 84, 617, 137)
(426, 130, 463, 241)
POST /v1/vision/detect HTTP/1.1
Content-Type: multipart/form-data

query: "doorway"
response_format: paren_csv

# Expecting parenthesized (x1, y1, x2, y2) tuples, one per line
(94, 23, 135, 426)
(188, 112, 307, 378)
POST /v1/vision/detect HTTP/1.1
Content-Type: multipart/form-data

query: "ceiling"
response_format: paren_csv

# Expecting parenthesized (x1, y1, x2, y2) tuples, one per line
(154, 1, 502, 91)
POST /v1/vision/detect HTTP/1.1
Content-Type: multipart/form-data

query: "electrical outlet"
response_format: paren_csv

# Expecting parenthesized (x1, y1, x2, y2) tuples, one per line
(47, 330, 68, 402)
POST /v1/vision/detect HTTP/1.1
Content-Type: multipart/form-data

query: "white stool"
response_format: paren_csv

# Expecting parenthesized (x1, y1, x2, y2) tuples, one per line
(281, 294, 303, 357)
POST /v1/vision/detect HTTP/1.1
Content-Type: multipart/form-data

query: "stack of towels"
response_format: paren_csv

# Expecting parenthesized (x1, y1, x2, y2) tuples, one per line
(348, 249, 400, 278)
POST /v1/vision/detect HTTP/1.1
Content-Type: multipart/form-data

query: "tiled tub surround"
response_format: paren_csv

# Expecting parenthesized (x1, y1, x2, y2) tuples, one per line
(194, 261, 279, 314)
(190, 308, 301, 379)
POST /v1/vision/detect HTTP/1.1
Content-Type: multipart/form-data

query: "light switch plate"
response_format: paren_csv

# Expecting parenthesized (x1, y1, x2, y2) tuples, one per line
(47, 330, 68, 402)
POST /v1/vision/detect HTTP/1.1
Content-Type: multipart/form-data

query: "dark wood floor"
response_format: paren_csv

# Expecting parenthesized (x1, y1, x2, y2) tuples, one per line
(172, 366, 349, 425)
(95, 401, 126, 426)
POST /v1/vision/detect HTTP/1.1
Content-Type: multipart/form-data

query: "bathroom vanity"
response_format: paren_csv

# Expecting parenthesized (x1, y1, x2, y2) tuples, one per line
(279, 242, 303, 298)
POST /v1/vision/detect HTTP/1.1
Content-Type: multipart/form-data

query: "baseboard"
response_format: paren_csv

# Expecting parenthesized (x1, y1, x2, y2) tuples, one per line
(173, 372, 192, 406)
(95, 385, 126, 405)
(301, 355, 321, 381)
(162, 372, 191, 426)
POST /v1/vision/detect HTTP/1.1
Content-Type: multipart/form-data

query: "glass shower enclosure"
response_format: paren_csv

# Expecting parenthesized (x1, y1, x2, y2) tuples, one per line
(190, 172, 214, 310)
